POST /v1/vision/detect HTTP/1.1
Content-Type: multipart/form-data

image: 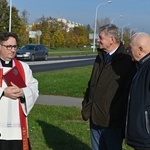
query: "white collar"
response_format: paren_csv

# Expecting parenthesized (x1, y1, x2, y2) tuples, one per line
(108, 46, 119, 55)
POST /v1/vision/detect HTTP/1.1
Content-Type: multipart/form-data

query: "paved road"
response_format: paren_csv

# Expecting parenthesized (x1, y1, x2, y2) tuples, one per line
(36, 94, 83, 108)
(26, 55, 96, 73)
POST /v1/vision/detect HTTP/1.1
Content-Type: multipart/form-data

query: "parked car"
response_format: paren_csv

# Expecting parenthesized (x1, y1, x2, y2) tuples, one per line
(16, 44, 48, 61)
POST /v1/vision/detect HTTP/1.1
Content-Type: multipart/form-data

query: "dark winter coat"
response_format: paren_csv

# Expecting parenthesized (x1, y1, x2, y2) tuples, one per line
(126, 53, 150, 149)
(81, 43, 135, 127)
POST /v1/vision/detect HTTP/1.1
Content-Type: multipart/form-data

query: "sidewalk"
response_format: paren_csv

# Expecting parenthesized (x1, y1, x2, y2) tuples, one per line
(36, 94, 83, 108)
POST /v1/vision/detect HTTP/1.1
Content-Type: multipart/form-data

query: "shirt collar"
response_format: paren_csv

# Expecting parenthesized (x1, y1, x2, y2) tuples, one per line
(108, 46, 119, 55)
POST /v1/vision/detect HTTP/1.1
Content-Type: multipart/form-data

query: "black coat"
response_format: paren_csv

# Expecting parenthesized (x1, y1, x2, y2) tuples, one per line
(126, 53, 150, 149)
(81, 43, 135, 127)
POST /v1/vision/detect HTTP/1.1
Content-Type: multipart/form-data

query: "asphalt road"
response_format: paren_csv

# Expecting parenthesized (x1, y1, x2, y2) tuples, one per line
(27, 55, 96, 73)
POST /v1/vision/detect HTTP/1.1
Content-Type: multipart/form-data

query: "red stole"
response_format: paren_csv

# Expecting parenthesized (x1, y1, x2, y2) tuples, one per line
(0, 58, 29, 150)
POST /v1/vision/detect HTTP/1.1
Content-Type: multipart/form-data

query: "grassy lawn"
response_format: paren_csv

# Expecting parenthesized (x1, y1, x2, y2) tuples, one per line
(34, 66, 92, 97)
(48, 46, 97, 57)
(29, 66, 133, 150)
(29, 105, 91, 150)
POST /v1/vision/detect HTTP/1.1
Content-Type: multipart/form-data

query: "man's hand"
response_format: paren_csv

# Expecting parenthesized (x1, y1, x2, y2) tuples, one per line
(4, 82, 24, 99)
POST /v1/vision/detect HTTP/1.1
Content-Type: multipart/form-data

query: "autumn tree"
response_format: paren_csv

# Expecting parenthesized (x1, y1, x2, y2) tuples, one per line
(73, 26, 90, 47)
(0, 0, 9, 32)
(53, 30, 65, 47)
(0, 0, 29, 46)
(85, 24, 93, 33)
(29, 15, 91, 48)
(123, 27, 131, 47)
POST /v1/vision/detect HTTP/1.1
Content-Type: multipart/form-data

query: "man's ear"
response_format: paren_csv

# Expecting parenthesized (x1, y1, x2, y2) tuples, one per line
(139, 46, 143, 52)
(138, 46, 144, 56)
(110, 36, 115, 44)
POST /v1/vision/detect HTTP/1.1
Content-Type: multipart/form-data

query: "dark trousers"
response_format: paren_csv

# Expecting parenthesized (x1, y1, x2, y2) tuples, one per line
(0, 139, 31, 150)
(90, 126, 123, 150)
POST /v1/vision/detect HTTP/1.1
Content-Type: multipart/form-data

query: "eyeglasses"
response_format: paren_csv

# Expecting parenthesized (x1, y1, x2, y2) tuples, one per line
(0, 44, 17, 50)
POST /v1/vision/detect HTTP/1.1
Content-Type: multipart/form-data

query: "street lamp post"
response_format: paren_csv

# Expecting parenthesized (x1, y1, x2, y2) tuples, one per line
(111, 15, 122, 24)
(9, 0, 12, 32)
(93, 1, 112, 52)
(121, 23, 130, 43)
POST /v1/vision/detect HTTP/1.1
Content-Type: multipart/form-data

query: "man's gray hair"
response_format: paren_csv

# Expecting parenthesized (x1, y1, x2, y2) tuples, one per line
(99, 24, 121, 43)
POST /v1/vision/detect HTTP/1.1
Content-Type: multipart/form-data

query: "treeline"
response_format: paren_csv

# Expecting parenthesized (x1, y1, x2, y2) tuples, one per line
(0, 0, 93, 48)
(32, 17, 92, 48)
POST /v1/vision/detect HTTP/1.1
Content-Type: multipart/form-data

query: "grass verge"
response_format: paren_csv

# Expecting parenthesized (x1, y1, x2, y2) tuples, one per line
(33, 66, 92, 97)
(48, 46, 97, 57)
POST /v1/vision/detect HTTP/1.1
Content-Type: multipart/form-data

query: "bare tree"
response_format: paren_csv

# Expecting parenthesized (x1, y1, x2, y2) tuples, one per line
(20, 9, 29, 24)
(97, 17, 111, 32)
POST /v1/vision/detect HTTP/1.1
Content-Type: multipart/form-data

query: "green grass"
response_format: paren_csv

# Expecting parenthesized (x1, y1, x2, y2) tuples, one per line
(48, 46, 92, 51)
(48, 51, 95, 57)
(29, 105, 91, 150)
(28, 104, 133, 150)
(47, 46, 97, 57)
(30, 66, 133, 150)
(34, 66, 92, 97)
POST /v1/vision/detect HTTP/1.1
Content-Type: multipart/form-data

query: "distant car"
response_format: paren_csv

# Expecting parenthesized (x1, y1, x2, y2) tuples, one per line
(16, 44, 48, 61)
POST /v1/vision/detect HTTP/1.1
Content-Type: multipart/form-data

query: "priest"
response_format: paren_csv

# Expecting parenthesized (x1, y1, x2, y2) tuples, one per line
(0, 32, 39, 150)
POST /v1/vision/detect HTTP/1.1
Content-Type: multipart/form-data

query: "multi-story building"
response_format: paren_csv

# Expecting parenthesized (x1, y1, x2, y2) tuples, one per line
(57, 18, 83, 32)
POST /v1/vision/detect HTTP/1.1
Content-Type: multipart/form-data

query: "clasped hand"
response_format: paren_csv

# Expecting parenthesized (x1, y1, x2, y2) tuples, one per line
(4, 82, 24, 99)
